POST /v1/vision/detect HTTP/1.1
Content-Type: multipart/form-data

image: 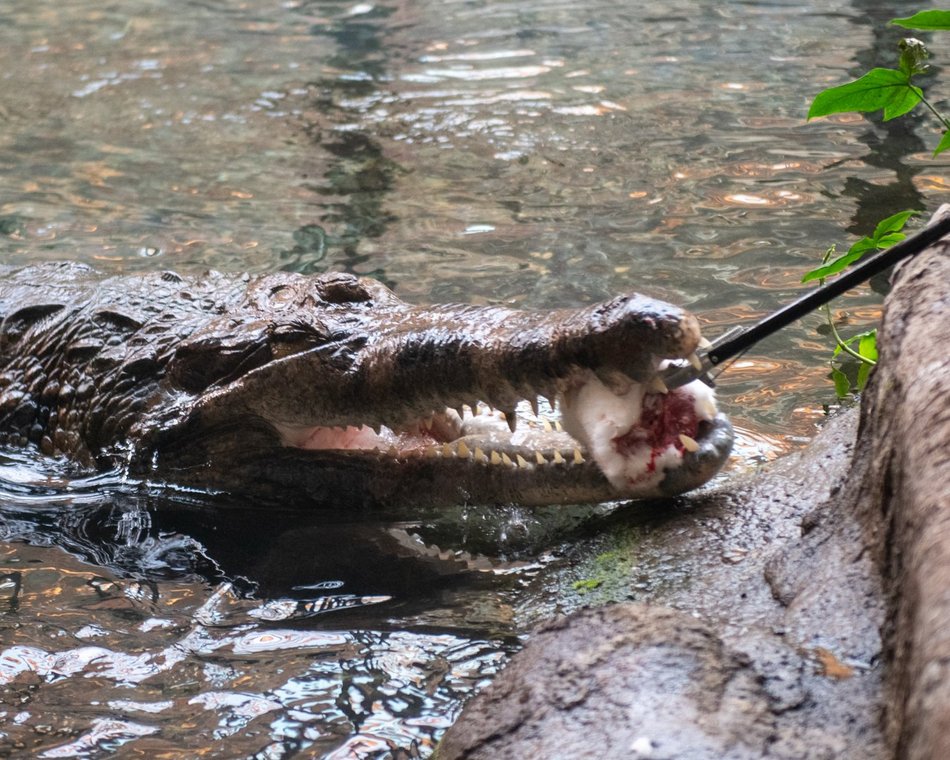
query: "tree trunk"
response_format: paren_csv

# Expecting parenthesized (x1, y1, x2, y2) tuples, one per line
(850, 205, 950, 759)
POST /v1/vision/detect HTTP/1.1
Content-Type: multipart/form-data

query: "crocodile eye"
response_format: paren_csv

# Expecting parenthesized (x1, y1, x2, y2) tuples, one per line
(269, 285, 297, 306)
(316, 273, 371, 304)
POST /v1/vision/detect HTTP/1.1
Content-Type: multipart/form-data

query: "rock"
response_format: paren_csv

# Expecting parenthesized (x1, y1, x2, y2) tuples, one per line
(437, 603, 776, 760)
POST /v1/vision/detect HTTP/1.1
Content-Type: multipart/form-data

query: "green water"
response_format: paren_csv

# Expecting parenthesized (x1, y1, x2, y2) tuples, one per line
(0, 0, 943, 756)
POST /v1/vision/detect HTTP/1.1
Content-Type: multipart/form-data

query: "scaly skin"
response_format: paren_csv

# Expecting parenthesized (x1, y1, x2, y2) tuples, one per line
(0, 263, 733, 508)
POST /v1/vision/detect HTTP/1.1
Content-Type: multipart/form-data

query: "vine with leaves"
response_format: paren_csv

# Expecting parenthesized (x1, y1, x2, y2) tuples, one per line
(805, 9, 949, 397)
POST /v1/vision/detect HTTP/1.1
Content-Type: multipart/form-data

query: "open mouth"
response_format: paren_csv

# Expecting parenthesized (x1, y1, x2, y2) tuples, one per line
(273, 368, 731, 498)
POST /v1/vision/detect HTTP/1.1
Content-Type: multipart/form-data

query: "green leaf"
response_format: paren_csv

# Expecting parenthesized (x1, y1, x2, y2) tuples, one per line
(848, 237, 885, 257)
(871, 209, 918, 240)
(898, 38, 931, 77)
(808, 68, 923, 121)
(803, 210, 918, 283)
(831, 367, 851, 398)
(935, 130, 950, 156)
(858, 331, 878, 363)
(802, 238, 878, 282)
(832, 336, 854, 359)
(802, 244, 837, 281)
(802, 254, 856, 282)
(832, 330, 876, 360)
(875, 231, 907, 248)
(892, 10, 950, 31)
(857, 361, 873, 390)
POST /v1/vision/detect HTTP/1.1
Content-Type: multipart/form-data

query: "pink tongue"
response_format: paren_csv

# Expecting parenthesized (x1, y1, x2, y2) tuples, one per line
(293, 425, 439, 453)
(612, 392, 700, 468)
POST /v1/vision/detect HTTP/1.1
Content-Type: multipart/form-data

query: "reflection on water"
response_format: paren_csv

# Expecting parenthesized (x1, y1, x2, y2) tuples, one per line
(0, 452, 600, 756)
(0, 535, 510, 757)
(0, 0, 942, 755)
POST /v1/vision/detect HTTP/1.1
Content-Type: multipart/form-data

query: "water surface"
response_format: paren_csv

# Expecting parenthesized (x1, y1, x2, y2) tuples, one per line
(0, 0, 943, 756)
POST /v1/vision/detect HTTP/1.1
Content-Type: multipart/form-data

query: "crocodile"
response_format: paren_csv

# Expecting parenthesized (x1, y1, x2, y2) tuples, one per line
(0, 262, 733, 508)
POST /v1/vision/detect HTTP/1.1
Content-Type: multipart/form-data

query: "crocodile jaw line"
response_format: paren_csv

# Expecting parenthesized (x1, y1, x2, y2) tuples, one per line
(273, 370, 724, 499)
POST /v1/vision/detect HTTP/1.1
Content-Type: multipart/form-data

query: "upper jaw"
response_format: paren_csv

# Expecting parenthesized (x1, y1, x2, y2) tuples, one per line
(204, 287, 705, 436)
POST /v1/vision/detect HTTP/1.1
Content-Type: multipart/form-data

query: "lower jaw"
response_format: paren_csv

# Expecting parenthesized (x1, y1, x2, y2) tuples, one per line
(653, 413, 734, 496)
(336, 413, 733, 507)
(272, 405, 731, 502)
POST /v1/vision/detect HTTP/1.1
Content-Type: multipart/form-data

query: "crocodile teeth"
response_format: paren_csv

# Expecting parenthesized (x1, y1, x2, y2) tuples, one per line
(647, 375, 669, 395)
(529, 397, 540, 417)
(457, 440, 471, 459)
(516, 454, 531, 469)
(688, 352, 704, 371)
(542, 419, 553, 432)
(535, 451, 547, 465)
(698, 336, 712, 349)
(490, 451, 502, 465)
(503, 410, 517, 433)
(501, 452, 514, 467)
(678, 433, 700, 452)
(553, 450, 565, 464)
(474, 446, 487, 463)
(573, 448, 584, 464)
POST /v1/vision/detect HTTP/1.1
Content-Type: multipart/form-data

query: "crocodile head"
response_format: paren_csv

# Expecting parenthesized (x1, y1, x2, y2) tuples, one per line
(134, 271, 733, 508)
